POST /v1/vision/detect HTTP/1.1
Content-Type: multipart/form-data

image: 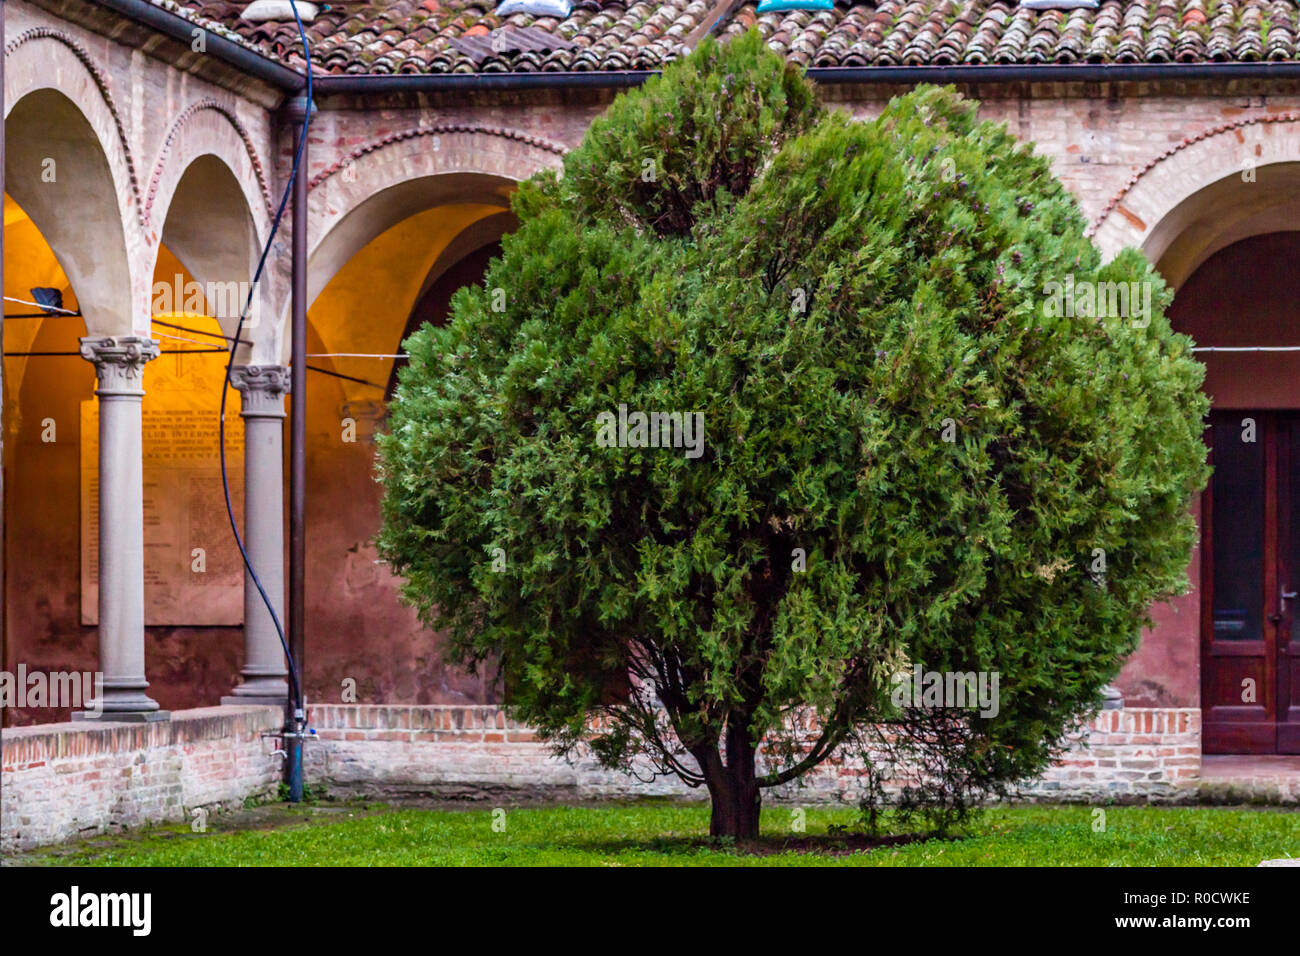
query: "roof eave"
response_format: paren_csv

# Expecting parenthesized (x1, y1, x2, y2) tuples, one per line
(92, 3, 1300, 96)
(310, 60, 1300, 95)
(99, 0, 307, 91)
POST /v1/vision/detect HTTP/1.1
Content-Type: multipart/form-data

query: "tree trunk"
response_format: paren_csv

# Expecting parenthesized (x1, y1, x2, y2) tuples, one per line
(703, 719, 762, 841)
(707, 774, 762, 840)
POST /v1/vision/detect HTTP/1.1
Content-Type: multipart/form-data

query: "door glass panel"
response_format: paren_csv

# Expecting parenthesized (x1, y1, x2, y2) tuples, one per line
(1212, 413, 1264, 641)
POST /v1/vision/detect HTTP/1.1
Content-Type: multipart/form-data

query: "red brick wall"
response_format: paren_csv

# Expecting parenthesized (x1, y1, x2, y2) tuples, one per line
(304, 704, 1204, 805)
(0, 703, 1216, 852)
(0, 705, 282, 851)
(1027, 709, 1201, 800)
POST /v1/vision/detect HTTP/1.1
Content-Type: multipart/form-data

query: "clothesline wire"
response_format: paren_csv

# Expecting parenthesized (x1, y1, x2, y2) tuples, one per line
(2, 295, 78, 315)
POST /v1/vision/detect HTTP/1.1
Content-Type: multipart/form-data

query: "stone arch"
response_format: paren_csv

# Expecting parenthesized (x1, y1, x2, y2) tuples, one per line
(268, 125, 563, 362)
(144, 100, 274, 234)
(306, 126, 561, 294)
(146, 104, 276, 358)
(5, 49, 137, 335)
(1089, 113, 1300, 289)
(5, 27, 142, 227)
(154, 155, 270, 358)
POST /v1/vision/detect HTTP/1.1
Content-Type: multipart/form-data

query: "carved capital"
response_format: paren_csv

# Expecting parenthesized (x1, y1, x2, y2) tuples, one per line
(230, 364, 290, 418)
(79, 336, 160, 395)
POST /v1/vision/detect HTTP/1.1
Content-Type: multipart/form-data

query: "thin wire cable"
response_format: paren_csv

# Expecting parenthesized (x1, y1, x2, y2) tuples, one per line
(155, 330, 230, 349)
(2, 295, 78, 315)
(218, 0, 312, 715)
(1192, 346, 1300, 353)
(3, 349, 227, 356)
(152, 317, 252, 345)
(306, 364, 387, 390)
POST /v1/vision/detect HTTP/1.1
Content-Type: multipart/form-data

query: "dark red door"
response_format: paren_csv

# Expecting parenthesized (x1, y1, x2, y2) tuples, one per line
(1202, 411, 1300, 754)
(1279, 417, 1300, 751)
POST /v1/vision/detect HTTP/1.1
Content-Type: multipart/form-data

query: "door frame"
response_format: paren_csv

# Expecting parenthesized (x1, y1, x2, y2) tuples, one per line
(1200, 411, 1288, 754)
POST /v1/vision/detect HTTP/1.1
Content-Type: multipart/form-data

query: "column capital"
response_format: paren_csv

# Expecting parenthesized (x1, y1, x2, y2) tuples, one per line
(79, 336, 160, 395)
(230, 364, 290, 418)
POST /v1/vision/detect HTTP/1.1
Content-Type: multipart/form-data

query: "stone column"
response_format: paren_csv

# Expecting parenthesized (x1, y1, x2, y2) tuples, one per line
(78, 335, 166, 721)
(222, 365, 290, 706)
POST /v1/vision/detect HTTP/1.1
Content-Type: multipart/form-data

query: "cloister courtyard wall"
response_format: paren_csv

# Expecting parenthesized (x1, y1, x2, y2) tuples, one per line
(5, 2, 1300, 849)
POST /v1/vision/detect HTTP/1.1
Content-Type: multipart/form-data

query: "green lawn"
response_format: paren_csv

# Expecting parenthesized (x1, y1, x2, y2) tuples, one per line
(15, 801, 1300, 867)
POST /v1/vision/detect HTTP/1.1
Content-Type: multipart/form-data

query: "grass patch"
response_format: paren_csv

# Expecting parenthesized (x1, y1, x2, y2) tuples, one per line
(14, 801, 1300, 867)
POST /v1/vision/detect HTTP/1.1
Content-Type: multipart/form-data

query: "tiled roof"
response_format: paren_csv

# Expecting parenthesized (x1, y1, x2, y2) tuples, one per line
(166, 0, 1300, 75)
(170, 0, 709, 72)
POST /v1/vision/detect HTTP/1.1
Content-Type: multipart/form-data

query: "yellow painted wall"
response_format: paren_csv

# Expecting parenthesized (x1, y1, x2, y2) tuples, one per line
(307, 202, 499, 404)
(3, 194, 503, 722)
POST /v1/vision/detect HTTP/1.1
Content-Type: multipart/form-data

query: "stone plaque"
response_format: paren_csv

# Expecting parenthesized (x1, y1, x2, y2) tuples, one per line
(81, 352, 246, 625)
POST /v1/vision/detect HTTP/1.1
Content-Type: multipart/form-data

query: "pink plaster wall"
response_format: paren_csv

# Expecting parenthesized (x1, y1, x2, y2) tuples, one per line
(1116, 232, 1300, 708)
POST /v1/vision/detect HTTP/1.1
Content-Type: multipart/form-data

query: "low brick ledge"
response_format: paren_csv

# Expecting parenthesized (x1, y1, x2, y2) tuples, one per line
(0, 704, 1226, 851)
(2, 705, 283, 769)
(2, 705, 284, 853)
(303, 704, 1200, 742)
(304, 704, 1207, 804)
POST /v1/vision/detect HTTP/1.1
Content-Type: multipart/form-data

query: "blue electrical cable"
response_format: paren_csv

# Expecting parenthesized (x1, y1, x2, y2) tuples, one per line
(218, 1, 313, 715)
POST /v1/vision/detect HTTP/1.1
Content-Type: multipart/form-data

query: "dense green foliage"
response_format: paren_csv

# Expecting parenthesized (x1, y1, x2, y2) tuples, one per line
(377, 30, 1209, 836)
(32, 803, 1299, 868)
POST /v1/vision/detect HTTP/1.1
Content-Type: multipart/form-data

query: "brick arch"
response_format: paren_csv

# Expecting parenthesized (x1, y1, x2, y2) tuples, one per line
(1089, 113, 1300, 288)
(308, 124, 566, 197)
(5, 27, 141, 229)
(4, 28, 141, 334)
(268, 126, 564, 361)
(145, 99, 274, 235)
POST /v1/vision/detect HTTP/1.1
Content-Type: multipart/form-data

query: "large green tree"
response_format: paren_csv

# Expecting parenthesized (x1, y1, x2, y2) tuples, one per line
(377, 31, 1209, 840)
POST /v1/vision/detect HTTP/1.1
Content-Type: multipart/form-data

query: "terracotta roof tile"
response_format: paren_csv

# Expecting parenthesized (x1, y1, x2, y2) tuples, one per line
(163, 0, 1300, 74)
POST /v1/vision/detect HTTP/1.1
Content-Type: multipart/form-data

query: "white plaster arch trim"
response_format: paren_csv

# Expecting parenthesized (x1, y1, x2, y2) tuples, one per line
(5, 26, 143, 229)
(1088, 112, 1300, 264)
(145, 99, 275, 240)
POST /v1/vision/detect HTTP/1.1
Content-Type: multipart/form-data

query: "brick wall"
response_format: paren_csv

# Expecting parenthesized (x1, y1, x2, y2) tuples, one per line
(0, 705, 282, 852)
(0, 703, 1208, 851)
(303, 704, 693, 800)
(304, 704, 1203, 805)
(1017, 708, 1201, 801)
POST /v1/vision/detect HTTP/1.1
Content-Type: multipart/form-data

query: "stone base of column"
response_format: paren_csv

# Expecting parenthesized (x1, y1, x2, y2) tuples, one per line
(72, 710, 171, 723)
(222, 672, 289, 708)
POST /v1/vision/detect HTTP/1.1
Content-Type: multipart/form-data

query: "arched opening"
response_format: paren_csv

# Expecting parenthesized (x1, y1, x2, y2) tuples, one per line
(1165, 232, 1300, 755)
(154, 154, 264, 350)
(2, 194, 95, 725)
(304, 172, 515, 320)
(1147, 163, 1300, 293)
(129, 154, 271, 709)
(3, 84, 140, 724)
(4, 89, 135, 334)
(2, 141, 264, 721)
(296, 179, 517, 705)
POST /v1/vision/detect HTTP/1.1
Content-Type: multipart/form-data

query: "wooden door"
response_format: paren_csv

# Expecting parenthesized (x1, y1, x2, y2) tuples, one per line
(1278, 417, 1300, 752)
(1202, 411, 1300, 753)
